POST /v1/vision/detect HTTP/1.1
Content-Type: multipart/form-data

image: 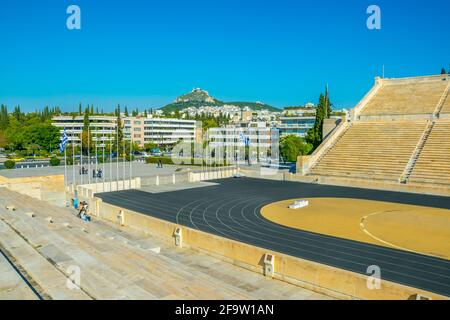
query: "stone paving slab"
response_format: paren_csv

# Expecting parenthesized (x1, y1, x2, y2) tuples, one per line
(0, 251, 38, 300)
(0, 220, 90, 300)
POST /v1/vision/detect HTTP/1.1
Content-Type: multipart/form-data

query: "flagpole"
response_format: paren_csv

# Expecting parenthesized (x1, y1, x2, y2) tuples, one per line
(116, 121, 119, 189)
(80, 130, 83, 185)
(129, 135, 132, 188)
(88, 119, 90, 185)
(72, 122, 75, 186)
(95, 130, 98, 183)
(64, 143, 67, 188)
(123, 137, 125, 187)
(109, 132, 112, 191)
(103, 131, 105, 192)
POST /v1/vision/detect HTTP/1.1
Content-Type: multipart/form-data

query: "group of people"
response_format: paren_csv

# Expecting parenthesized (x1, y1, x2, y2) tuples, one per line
(92, 168, 103, 179)
(78, 167, 102, 179)
(79, 167, 88, 175)
(77, 200, 91, 222)
(71, 198, 91, 222)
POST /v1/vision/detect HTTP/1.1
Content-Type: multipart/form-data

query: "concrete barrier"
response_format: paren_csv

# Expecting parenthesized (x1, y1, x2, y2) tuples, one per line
(95, 200, 448, 300)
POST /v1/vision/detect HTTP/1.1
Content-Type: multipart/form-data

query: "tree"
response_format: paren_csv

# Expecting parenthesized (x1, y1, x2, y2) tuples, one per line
(202, 118, 219, 132)
(124, 106, 129, 117)
(78, 103, 82, 115)
(0, 130, 7, 148)
(81, 107, 92, 155)
(306, 87, 332, 149)
(441, 68, 447, 75)
(114, 107, 123, 151)
(0, 104, 9, 130)
(23, 123, 60, 152)
(144, 142, 158, 152)
(280, 135, 313, 162)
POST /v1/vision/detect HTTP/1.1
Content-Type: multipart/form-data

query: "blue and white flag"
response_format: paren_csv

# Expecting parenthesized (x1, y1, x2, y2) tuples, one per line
(59, 130, 69, 153)
(239, 132, 250, 146)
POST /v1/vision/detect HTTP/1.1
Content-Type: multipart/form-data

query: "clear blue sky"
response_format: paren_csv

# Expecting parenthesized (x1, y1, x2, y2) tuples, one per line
(0, 0, 449, 112)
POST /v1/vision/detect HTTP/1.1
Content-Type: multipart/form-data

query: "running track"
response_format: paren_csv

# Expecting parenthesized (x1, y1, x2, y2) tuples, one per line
(97, 177, 450, 297)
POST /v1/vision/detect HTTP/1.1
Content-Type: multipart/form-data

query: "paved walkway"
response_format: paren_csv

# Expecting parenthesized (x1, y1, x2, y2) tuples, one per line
(0, 162, 197, 184)
(0, 250, 39, 300)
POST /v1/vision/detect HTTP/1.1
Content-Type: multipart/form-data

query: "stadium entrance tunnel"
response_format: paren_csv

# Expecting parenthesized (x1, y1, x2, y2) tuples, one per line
(261, 198, 450, 260)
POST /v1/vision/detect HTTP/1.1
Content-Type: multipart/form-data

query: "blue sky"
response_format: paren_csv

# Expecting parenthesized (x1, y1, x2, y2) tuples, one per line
(0, 0, 449, 112)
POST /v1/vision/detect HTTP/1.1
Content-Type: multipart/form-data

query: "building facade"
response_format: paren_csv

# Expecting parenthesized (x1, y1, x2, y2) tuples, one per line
(277, 116, 316, 138)
(123, 116, 200, 147)
(208, 122, 279, 162)
(52, 115, 117, 147)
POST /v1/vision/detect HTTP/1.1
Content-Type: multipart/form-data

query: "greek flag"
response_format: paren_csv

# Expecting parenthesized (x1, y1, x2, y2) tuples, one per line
(239, 132, 250, 146)
(59, 130, 69, 153)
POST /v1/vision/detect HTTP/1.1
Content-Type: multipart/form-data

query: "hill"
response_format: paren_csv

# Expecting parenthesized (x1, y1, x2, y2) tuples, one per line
(161, 88, 280, 113)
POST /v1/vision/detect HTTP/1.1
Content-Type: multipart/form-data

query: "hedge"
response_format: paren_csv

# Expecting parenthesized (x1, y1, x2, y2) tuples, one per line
(49, 157, 61, 166)
(145, 157, 228, 167)
(66, 158, 74, 165)
(4, 160, 15, 169)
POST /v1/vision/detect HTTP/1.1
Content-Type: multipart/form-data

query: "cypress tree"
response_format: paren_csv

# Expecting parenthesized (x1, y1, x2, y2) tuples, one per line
(306, 87, 332, 149)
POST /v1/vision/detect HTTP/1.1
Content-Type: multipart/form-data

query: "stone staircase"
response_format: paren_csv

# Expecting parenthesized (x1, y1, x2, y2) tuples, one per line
(435, 81, 450, 116)
(408, 120, 450, 186)
(399, 121, 435, 184)
(309, 121, 427, 181)
(0, 188, 328, 300)
(360, 79, 448, 116)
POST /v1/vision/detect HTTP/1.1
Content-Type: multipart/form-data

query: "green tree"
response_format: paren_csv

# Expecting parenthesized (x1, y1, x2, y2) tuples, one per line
(23, 123, 60, 152)
(144, 142, 158, 152)
(0, 104, 9, 130)
(81, 107, 92, 155)
(202, 118, 219, 132)
(306, 87, 332, 149)
(280, 135, 313, 162)
(0, 130, 7, 148)
(114, 106, 123, 151)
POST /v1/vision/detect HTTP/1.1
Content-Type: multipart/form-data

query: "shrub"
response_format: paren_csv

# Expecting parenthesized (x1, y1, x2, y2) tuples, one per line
(4, 160, 15, 169)
(145, 156, 228, 167)
(65, 157, 74, 165)
(97, 156, 108, 163)
(145, 157, 174, 165)
(49, 157, 61, 166)
(125, 155, 135, 162)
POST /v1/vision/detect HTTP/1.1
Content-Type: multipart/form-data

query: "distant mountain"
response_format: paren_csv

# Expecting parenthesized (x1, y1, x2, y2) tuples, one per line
(161, 88, 280, 113)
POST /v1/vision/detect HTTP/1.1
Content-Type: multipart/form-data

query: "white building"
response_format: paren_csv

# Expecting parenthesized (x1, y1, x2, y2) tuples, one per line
(52, 115, 117, 147)
(208, 122, 279, 162)
(123, 116, 200, 147)
(277, 116, 316, 138)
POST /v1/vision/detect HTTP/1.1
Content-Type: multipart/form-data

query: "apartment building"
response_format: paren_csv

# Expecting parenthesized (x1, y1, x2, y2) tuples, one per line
(277, 116, 316, 138)
(52, 115, 117, 146)
(208, 122, 279, 162)
(123, 116, 200, 147)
